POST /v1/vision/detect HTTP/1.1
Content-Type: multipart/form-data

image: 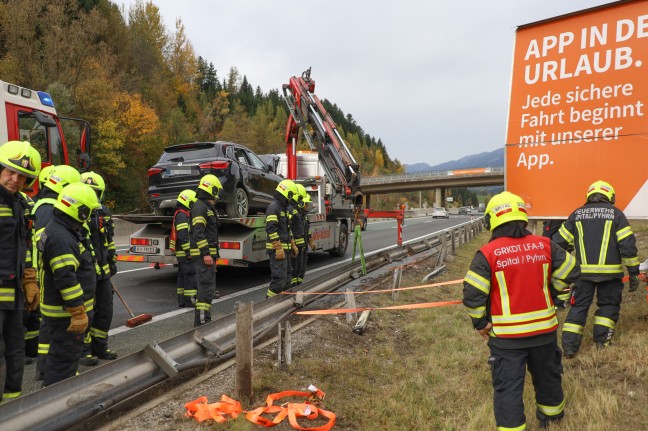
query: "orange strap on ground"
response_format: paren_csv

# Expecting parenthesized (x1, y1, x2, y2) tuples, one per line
(295, 300, 463, 315)
(184, 394, 242, 423)
(280, 279, 464, 295)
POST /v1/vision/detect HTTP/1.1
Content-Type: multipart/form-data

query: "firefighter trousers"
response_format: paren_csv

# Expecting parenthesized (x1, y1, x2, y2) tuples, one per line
(298, 245, 308, 284)
(42, 310, 94, 387)
(194, 258, 216, 325)
(0, 307, 25, 401)
(267, 249, 288, 297)
(562, 279, 623, 352)
(489, 340, 565, 429)
(291, 246, 306, 287)
(177, 260, 197, 306)
(90, 277, 114, 356)
(23, 308, 40, 359)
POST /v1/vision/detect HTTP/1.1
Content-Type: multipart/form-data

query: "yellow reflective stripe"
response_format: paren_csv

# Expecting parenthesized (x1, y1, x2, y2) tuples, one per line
(176, 223, 189, 230)
(50, 254, 79, 272)
(295, 238, 305, 245)
(40, 303, 70, 317)
(616, 226, 633, 242)
(580, 264, 623, 273)
(542, 263, 552, 308)
(575, 222, 587, 265)
(184, 289, 197, 296)
(493, 316, 558, 335)
(192, 216, 206, 226)
(0, 207, 12, 216)
(196, 302, 211, 311)
(623, 256, 640, 266)
(25, 329, 39, 340)
(552, 278, 568, 290)
(464, 270, 490, 295)
(266, 290, 278, 297)
(197, 239, 208, 248)
(496, 271, 511, 315)
(189, 249, 200, 257)
(497, 423, 526, 430)
(268, 232, 279, 240)
(209, 247, 218, 255)
(598, 220, 612, 265)
(176, 250, 186, 257)
(558, 224, 573, 244)
(181, 243, 190, 250)
(38, 344, 50, 354)
(556, 292, 570, 301)
(3, 391, 21, 400)
(61, 284, 83, 301)
(594, 316, 615, 329)
(563, 322, 583, 334)
(537, 398, 565, 416)
(552, 253, 576, 286)
(85, 298, 94, 311)
(90, 327, 108, 338)
(492, 307, 555, 324)
(0, 288, 15, 302)
(466, 306, 486, 319)
(266, 215, 278, 222)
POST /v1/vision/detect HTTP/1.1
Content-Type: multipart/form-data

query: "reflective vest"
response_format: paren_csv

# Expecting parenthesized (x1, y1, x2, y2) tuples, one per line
(480, 235, 558, 338)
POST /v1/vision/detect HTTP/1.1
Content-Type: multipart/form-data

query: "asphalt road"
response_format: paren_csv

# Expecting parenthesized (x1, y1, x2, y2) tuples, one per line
(109, 214, 478, 330)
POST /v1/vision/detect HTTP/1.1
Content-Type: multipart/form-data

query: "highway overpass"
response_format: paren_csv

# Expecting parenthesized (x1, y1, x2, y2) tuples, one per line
(360, 167, 504, 207)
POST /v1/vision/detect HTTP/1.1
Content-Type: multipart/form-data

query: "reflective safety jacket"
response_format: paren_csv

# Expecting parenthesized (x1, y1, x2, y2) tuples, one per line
(289, 204, 305, 247)
(38, 212, 97, 318)
(464, 233, 580, 347)
(0, 186, 30, 310)
(265, 196, 291, 250)
(191, 199, 219, 258)
(554, 202, 639, 280)
(172, 208, 199, 261)
(87, 205, 116, 280)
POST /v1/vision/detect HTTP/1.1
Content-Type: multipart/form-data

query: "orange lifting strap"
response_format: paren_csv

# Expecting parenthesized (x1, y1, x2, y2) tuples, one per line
(184, 388, 336, 431)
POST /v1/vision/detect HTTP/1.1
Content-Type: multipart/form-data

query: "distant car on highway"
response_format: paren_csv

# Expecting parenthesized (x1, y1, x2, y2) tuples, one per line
(432, 207, 449, 219)
(458, 207, 469, 215)
(147, 141, 283, 218)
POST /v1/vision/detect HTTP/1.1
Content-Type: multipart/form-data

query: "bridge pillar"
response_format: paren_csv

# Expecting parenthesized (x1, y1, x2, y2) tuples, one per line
(435, 188, 443, 207)
(364, 194, 372, 209)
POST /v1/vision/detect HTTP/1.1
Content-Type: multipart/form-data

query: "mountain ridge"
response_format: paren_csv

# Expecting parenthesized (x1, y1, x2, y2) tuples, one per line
(405, 147, 503, 173)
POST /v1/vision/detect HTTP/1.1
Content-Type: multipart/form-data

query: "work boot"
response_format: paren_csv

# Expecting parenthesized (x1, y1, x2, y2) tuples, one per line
(184, 296, 195, 307)
(214, 291, 220, 299)
(95, 349, 118, 360)
(563, 350, 576, 359)
(194, 309, 202, 327)
(178, 294, 186, 308)
(79, 354, 100, 366)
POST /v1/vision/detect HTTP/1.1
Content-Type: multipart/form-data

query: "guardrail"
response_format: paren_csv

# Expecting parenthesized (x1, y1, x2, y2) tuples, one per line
(362, 166, 504, 185)
(0, 218, 484, 431)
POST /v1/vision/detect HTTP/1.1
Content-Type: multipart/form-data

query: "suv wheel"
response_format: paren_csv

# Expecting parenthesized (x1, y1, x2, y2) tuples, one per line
(225, 187, 249, 218)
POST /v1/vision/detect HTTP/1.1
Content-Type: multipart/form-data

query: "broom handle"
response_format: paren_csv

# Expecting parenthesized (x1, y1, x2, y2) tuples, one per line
(111, 282, 136, 318)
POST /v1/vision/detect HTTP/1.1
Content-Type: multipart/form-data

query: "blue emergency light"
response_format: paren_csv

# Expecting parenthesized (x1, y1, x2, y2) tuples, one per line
(37, 91, 55, 108)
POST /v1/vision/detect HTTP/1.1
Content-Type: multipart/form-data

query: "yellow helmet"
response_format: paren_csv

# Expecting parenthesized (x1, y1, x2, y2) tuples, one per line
(197, 174, 222, 197)
(0, 141, 41, 186)
(54, 182, 101, 222)
(177, 189, 197, 209)
(81, 171, 106, 201)
(484, 192, 528, 231)
(586, 180, 615, 204)
(295, 183, 308, 206)
(46, 165, 81, 194)
(276, 179, 295, 200)
(38, 165, 56, 189)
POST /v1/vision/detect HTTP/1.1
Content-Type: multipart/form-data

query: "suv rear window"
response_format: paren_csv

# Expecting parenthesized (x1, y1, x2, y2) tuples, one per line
(158, 143, 224, 163)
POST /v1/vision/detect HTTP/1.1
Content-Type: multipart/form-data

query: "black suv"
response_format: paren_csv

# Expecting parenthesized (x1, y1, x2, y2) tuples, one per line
(147, 142, 283, 218)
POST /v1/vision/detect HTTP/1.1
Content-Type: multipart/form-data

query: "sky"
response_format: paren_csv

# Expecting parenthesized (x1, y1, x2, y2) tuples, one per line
(116, 0, 614, 166)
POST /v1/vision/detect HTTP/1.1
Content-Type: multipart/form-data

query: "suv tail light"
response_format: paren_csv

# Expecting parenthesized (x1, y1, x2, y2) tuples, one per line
(148, 167, 164, 177)
(199, 161, 230, 170)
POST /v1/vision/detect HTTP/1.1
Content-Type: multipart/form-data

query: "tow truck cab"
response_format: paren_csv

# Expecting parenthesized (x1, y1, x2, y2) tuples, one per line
(0, 79, 92, 190)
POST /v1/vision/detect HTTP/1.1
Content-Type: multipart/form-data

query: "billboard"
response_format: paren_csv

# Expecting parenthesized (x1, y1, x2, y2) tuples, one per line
(506, 0, 648, 218)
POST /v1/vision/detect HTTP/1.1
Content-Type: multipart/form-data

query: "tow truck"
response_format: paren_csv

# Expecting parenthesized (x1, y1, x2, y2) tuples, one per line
(0, 79, 92, 183)
(117, 69, 365, 268)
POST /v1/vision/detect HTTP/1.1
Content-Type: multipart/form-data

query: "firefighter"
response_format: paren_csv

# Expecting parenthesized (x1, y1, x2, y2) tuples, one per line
(463, 191, 580, 429)
(33, 164, 83, 378)
(38, 182, 101, 386)
(542, 219, 570, 308)
(553, 180, 640, 358)
(0, 140, 41, 402)
(289, 183, 305, 287)
(265, 179, 295, 298)
(81, 172, 118, 360)
(191, 175, 221, 327)
(21, 191, 39, 364)
(34, 164, 55, 202)
(171, 189, 198, 308)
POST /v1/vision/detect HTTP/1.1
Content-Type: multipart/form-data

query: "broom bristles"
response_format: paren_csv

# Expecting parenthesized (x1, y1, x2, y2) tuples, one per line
(126, 313, 153, 328)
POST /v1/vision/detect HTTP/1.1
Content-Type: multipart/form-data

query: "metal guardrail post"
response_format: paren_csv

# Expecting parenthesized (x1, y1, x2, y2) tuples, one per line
(236, 302, 253, 400)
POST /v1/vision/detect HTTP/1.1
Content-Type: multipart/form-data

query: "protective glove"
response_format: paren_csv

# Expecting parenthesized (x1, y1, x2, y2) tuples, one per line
(109, 261, 118, 276)
(290, 239, 299, 257)
(22, 267, 40, 312)
(628, 275, 640, 292)
(308, 238, 316, 251)
(273, 240, 285, 260)
(66, 305, 88, 334)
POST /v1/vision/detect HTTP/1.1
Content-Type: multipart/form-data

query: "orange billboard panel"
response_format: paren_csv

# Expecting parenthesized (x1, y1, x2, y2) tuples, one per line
(506, 1, 648, 218)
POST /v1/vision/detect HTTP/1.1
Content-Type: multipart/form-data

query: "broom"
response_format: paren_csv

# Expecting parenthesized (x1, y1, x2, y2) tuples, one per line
(112, 282, 153, 327)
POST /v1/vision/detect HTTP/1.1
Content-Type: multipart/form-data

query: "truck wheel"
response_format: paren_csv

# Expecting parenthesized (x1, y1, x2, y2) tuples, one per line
(225, 187, 249, 218)
(329, 224, 348, 257)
